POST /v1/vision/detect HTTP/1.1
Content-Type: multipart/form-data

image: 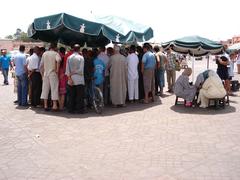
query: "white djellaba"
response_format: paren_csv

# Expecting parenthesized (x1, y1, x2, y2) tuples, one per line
(197, 70, 226, 108)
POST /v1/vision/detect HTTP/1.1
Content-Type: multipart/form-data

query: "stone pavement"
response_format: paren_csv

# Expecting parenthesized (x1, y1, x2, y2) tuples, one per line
(0, 60, 240, 180)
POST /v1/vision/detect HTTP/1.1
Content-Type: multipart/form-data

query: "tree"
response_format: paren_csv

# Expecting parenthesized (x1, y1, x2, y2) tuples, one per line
(5, 35, 14, 39)
(12, 28, 41, 42)
(5, 28, 42, 42)
(14, 28, 22, 40)
(19, 32, 31, 42)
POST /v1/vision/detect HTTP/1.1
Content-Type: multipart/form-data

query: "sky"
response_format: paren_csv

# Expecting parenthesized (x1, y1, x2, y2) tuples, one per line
(0, 0, 239, 43)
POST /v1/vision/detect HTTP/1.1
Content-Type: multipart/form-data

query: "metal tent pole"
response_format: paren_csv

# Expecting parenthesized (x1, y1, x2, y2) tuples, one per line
(207, 54, 210, 69)
(192, 53, 195, 82)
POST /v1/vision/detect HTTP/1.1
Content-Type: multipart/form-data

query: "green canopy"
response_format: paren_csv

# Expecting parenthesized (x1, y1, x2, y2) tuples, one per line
(228, 42, 240, 51)
(27, 13, 153, 47)
(162, 35, 223, 57)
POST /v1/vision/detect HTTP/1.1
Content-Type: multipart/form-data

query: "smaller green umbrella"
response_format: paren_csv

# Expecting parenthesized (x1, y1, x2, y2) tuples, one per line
(228, 43, 240, 51)
(162, 36, 223, 81)
(162, 35, 223, 57)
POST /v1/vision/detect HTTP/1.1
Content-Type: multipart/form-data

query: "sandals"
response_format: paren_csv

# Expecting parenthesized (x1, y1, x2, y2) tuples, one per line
(51, 108, 58, 112)
(44, 107, 50, 111)
(143, 100, 149, 104)
(185, 101, 192, 107)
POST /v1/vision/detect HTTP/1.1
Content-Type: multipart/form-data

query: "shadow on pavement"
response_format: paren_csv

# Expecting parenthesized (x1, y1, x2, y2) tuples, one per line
(25, 97, 163, 119)
(228, 100, 239, 104)
(159, 93, 172, 98)
(170, 104, 236, 115)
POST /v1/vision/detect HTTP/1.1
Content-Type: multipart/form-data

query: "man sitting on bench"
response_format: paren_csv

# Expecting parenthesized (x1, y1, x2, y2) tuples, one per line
(197, 70, 226, 108)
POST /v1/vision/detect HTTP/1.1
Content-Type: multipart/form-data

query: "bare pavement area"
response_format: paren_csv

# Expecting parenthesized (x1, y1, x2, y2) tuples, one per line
(0, 58, 240, 180)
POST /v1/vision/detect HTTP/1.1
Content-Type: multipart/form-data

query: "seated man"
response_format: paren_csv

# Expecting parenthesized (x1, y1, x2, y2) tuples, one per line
(174, 68, 197, 106)
(197, 70, 226, 108)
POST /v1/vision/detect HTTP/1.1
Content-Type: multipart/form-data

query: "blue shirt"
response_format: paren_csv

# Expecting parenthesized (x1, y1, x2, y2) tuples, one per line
(93, 57, 105, 85)
(0, 55, 11, 69)
(142, 51, 156, 69)
(13, 52, 27, 76)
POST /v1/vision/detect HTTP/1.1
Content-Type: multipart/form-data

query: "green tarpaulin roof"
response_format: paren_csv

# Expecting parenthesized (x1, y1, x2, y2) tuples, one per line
(28, 13, 153, 47)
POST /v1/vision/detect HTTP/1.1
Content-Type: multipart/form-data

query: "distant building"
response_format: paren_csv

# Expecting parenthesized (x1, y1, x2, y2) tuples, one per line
(232, 35, 240, 44)
(220, 35, 240, 46)
(0, 39, 44, 53)
(220, 39, 232, 46)
(0, 39, 13, 52)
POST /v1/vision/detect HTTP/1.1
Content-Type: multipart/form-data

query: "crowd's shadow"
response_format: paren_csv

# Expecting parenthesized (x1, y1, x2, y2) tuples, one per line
(159, 93, 172, 98)
(27, 97, 163, 119)
(170, 104, 236, 115)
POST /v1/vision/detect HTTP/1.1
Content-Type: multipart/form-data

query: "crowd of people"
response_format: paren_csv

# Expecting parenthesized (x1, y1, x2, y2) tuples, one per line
(0, 42, 180, 113)
(0, 43, 239, 112)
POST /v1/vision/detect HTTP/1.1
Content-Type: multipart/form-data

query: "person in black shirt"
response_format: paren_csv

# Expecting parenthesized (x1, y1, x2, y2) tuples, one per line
(216, 55, 230, 94)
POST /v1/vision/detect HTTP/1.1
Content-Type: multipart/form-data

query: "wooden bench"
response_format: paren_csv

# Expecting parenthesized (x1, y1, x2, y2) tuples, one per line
(208, 95, 229, 109)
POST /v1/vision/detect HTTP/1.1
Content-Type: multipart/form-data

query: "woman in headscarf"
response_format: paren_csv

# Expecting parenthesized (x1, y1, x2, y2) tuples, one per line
(197, 70, 226, 108)
(174, 68, 196, 106)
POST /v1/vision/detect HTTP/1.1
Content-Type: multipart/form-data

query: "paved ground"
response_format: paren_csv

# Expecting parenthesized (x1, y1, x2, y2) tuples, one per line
(0, 59, 240, 180)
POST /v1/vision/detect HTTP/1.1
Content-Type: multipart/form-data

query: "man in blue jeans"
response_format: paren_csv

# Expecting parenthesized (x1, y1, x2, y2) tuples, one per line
(13, 45, 28, 106)
(0, 49, 12, 85)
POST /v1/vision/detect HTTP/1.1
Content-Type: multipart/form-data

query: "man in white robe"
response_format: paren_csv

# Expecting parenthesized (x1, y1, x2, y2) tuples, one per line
(197, 70, 226, 108)
(126, 45, 139, 102)
(109, 45, 127, 106)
